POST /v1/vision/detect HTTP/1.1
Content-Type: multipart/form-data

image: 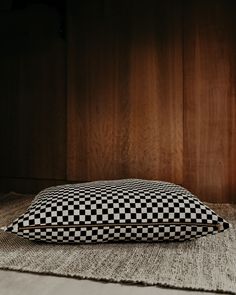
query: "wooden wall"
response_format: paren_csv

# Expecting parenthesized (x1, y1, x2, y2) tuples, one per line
(0, 4, 66, 182)
(0, 0, 236, 203)
(183, 0, 236, 203)
(67, 0, 183, 183)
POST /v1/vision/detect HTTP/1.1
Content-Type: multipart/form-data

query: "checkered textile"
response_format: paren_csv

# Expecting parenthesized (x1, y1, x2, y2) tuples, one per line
(4, 179, 230, 243)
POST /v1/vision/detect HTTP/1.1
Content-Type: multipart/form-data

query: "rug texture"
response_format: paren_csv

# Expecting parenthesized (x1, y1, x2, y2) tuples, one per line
(0, 193, 236, 294)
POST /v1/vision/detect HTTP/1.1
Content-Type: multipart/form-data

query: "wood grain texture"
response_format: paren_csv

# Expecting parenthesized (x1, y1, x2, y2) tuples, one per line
(67, 0, 183, 183)
(183, 0, 236, 202)
(1, 1, 235, 203)
(0, 5, 66, 179)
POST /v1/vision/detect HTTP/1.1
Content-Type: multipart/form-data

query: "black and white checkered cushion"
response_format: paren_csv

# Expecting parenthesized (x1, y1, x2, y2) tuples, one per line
(4, 179, 230, 243)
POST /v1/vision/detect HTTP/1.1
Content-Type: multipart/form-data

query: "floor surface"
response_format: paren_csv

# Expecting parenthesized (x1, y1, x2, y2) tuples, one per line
(0, 270, 228, 295)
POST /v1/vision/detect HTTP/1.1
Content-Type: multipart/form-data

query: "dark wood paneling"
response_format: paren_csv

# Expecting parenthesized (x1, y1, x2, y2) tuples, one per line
(183, 0, 236, 202)
(67, 0, 183, 183)
(1, 1, 235, 203)
(0, 5, 66, 179)
(0, 177, 69, 194)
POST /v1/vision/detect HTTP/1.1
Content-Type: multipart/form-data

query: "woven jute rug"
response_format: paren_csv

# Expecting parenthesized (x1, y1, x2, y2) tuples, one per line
(0, 193, 236, 294)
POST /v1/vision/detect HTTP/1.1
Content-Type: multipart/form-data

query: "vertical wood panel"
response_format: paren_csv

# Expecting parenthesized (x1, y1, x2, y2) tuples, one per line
(1, 1, 235, 202)
(184, 0, 236, 202)
(67, 0, 183, 183)
(0, 5, 66, 179)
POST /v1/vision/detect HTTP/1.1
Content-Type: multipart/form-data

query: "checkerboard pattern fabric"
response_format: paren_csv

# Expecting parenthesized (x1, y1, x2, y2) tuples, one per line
(3, 179, 230, 243)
